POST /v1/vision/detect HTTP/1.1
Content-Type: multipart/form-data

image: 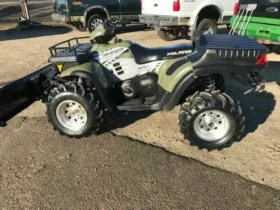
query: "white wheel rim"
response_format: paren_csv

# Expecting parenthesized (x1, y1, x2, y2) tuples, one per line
(56, 100, 88, 131)
(91, 19, 103, 31)
(202, 26, 214, 34)
(193, 110, 231, 142)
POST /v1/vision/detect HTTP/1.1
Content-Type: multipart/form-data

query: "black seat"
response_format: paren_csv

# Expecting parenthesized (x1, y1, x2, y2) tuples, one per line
(129, 42, 194, 64)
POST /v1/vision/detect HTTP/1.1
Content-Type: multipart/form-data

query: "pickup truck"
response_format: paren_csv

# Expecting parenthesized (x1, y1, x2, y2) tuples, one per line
(139, 0, 236, 41)
(52, 0, 141, 32)
(230, 0, 280, 46)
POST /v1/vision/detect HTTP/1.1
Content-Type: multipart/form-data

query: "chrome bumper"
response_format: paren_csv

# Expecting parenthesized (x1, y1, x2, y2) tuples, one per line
(52, 13, 71, 23)
(139, 14, 189, 27)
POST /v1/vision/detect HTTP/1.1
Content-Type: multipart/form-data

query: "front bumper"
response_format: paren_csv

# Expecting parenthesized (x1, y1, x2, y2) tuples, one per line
(52, 13, 71, 23)
(139, 14, 189, 27)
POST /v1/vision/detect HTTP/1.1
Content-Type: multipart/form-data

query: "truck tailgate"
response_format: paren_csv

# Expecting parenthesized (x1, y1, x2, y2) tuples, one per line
(142, 0, 174, 16)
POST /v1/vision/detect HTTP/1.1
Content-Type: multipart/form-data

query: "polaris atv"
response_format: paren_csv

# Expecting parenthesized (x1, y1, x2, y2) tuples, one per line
(0, 21, 268, 149)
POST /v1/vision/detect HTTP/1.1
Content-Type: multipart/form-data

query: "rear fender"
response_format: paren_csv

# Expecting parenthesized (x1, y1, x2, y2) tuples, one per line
(193, 63, 256, 84)
(161, 63, 264, 111)
(60, 62, 116, 112)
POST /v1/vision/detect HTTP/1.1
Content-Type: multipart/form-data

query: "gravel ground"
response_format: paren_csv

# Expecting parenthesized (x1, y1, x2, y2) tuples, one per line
(1, 117, 280, 209)
(0, 0, 52, 23)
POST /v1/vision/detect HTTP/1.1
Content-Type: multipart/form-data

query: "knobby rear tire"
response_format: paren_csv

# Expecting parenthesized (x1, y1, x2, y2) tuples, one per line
(157, 29, 178, 41)
(179, 90, 245, 149)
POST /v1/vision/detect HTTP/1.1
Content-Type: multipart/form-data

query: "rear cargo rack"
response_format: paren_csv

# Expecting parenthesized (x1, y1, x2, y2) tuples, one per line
(49, 36, 90, 56)
(48, 36, 94, 63)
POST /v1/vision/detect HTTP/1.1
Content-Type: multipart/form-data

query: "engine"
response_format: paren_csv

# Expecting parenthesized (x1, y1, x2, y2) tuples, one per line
(121, 74, 158, 99)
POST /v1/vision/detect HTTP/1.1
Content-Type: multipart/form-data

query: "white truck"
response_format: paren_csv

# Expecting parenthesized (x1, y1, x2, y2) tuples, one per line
(139, 0, 236, 41)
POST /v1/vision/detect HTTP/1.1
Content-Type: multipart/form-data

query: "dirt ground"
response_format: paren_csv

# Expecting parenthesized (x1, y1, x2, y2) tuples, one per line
(0, 23, 280, 191)
(1, 118, 280, 209)
(0, 0, 53, 23)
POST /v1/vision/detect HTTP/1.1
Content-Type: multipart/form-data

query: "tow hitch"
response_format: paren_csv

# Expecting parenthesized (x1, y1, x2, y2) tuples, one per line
(231, 71, 266, 91)
(249, 71, 265, 86)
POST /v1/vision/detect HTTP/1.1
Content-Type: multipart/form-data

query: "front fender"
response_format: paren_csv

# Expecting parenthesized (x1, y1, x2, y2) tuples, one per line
(60, 62, 116, 112)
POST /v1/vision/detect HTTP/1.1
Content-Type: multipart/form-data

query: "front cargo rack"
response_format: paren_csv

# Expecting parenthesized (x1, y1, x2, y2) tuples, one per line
(48, 36, 94, 63)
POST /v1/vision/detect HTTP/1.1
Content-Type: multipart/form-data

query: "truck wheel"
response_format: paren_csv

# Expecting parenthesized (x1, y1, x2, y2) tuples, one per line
(196, 19, 218, 35)
(157, 29, 178, 41)
(87, 14, 105, 32)
(179, 91, 245, 149)
(47, 83, 104, 138)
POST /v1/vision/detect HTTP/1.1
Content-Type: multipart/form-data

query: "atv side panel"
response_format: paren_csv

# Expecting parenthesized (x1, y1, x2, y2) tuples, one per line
(90, 40, 133, 53)
(161, 72, 195, 111)
(157, 58, 193, 92)
(60, 62, 116, 111)
(116, 51, 134, 59)
(117, 71, 196, 112)
(0, 64, 58, 126)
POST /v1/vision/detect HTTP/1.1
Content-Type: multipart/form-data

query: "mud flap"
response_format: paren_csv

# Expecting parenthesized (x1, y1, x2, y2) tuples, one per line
(0, 64, 58, 126)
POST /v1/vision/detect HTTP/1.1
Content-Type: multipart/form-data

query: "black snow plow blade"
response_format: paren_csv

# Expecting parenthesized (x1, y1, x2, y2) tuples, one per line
(0, 64, 58, 126)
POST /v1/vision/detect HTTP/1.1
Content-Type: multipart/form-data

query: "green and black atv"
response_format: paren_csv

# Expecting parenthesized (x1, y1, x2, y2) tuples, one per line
(230, 0, 280, 48)
(0, 21, 268, 149)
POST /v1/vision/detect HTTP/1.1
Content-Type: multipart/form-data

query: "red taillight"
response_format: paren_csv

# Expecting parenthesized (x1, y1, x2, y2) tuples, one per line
(173, 0, 180, 12)
(256, 53, 267, 65)
(140, 0, 142, 10)
(234, 0, 240, 15)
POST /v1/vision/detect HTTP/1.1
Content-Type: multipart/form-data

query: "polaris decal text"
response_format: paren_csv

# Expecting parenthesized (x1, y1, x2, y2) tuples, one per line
(167, 50, 192, 56)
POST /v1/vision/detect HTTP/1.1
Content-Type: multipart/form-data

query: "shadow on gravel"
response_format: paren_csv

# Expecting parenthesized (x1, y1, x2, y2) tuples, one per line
(0, 25, 72, 41)
(238, 89, 275, 136)
(0, 4, 52, 18)
(261, 61, 280, 86)
(115, 24, 152, 34)
(100, 111, 155, 134)
(265, 45, 280, 54)
(172, 28, 230, 41)
(224, 61, 279, 139)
